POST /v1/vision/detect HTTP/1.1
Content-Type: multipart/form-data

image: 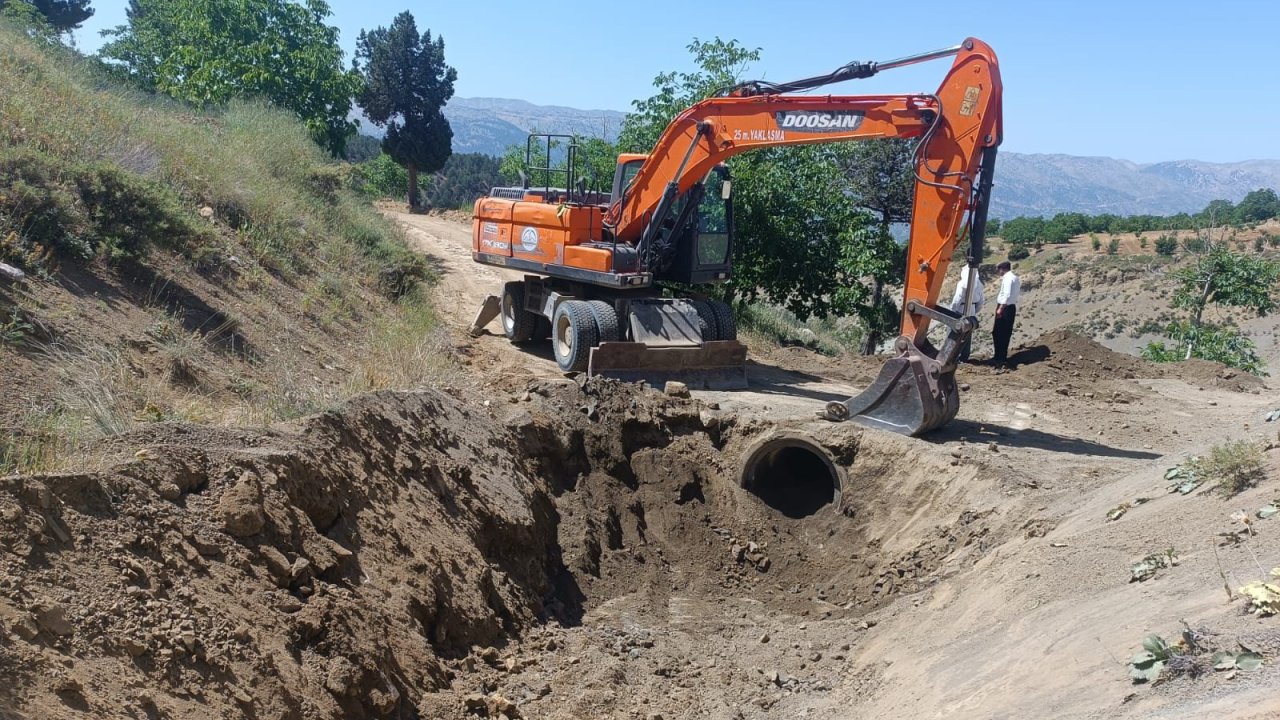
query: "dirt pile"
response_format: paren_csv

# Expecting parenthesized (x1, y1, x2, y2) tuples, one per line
(0, 378, 1019, 719)
(1012, 329, 1264, 393)
(0, 390, 563, 719)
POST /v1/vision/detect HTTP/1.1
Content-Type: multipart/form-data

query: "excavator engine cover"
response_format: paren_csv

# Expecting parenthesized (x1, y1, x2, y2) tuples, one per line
(822, 337, 960, 436)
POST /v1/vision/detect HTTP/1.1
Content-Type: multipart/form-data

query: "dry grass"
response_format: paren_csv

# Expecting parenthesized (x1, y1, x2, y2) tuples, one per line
(0, 23, 446, 475)
(1188, 441, 1267, 497)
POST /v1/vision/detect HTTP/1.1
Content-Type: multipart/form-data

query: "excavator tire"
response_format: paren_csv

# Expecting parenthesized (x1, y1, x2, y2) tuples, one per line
(585, 300, 620, 342)
(708, 300, 736, 341)
(690, 300, 720, 342)
(552, 300, 599, 373)
(501, 281, 535, 343)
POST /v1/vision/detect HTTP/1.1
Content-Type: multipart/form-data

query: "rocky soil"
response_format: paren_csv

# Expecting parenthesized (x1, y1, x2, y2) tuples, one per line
(2, 212, 1279, 719)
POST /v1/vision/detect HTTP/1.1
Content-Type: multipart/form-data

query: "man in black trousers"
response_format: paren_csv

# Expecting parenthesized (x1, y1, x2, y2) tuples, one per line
(992, 260, 1020, 367)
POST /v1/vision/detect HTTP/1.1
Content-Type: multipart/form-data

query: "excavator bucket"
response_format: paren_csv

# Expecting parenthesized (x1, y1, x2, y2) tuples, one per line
(822, 335, 962, 436)
(588, 340, 749, 390)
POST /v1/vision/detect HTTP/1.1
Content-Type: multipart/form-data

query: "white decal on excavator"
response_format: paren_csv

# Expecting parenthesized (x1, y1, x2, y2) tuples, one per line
(519, 227, 539, 252)
(774, 110, 864, 132)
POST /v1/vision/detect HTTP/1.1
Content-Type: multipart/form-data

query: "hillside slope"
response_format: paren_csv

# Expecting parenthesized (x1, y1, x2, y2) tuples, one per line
(0, 26, 450, 474)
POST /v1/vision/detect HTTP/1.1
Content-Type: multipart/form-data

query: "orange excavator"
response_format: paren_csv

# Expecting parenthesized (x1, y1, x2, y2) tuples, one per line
(469, 38, 1002, 435)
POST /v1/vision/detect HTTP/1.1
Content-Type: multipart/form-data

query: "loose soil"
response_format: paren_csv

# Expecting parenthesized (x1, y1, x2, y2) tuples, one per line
(2, 211, 1279, 720)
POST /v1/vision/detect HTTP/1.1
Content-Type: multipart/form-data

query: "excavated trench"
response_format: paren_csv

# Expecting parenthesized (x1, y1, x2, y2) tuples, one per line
(0, 380, 1000, 720)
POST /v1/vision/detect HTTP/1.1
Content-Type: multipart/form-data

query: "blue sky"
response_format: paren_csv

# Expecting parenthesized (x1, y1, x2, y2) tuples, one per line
(77, 0, 1279, 163)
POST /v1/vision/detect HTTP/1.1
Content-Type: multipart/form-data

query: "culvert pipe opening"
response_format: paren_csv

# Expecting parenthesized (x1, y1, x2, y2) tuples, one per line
(740, 437, 842, 519)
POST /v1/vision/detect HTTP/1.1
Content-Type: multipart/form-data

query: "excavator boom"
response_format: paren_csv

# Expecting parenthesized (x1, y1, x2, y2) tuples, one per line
(471, 39, 1002, 434)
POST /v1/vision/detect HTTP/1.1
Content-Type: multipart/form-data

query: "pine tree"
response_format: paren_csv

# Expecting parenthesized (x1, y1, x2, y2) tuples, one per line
(354, 12, 456, 210)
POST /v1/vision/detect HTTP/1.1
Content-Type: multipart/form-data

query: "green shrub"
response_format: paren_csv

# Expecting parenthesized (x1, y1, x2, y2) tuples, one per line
(1107, 237, 1120, 255)
(1187, 441, 1266, 497)
(352, 153, 408, 199)
(1155, 235, 1177, 256)
(1141, 321, 1266, 375)
(0, 149, 208, 266)
(1007, 246, 1030, 261)
(1183, 235, 1208, 253)
(1091, 235, 1102, 252)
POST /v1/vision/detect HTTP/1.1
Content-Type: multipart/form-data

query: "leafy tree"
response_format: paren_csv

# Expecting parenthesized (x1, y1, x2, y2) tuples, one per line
(424, 152, 502, 209)
(342, 133, 382, 163)
(836, 138, 914, 354)
(1154, 234, 1176, 256)
(1143, 235, 1280, 371)
(1000, 216, 1046, 249)
(100, 0, 360, 155)
(354, 11, 456, 210)
(617, 37, 760, 155)
(618, 38, 879, 322)
(351, 152, 407, 198)
(499, 135, 617, 192)
(0, 0, 58, 42)
(1142, 322, 1265, 375)
(1106, 236, 1119, 255)
(0, 0, 92, 31)
(1233, 188, 1280, 224)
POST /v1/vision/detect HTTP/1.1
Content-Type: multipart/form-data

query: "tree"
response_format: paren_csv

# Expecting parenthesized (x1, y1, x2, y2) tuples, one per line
(100, 0, 360, 155)
(1233, 188, 1280, 224)
(1142, 231, 1280, 372)
(618, 38, 879, 322)
(424, 152, 502, 209)
(355, 11, 456, 210)
(0, 0, 92, 31)
(836, 138, 914, 354)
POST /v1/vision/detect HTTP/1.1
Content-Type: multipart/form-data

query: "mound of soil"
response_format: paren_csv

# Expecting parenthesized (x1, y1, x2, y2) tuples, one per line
(0, 390, 564, 719)
(0, 379, 1013, 720)
(1010, 329, 1265, 393)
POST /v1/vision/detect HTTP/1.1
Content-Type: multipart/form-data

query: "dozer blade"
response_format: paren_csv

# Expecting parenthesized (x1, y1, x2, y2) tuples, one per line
(822, 340, 959, 436)
(588, 340, 749, 390)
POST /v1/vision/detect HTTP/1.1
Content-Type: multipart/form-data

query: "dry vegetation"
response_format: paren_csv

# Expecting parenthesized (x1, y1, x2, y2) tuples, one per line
(0, 23, 456, 474)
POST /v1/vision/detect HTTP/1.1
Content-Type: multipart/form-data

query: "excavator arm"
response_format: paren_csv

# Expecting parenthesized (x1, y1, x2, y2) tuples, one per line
(607, 38, 1003, 434)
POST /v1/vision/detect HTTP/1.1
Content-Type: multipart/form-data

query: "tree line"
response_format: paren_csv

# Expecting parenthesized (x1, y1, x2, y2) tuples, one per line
(995, 188, 1280, 251)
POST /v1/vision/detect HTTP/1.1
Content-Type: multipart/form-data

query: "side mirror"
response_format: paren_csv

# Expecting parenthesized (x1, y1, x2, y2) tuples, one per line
(720, 179, 732, 200)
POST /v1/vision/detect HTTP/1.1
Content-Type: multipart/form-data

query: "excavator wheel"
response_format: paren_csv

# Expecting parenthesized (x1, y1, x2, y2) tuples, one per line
(501, 281, 535, 343)
(708, 300, 736, 341)
(690, 300, 720, 341)
(552, 301, 599, 373)
(585, 300, 620, 342)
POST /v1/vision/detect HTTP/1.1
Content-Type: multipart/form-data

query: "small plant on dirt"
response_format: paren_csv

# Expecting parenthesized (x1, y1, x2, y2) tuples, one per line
(1187, 441, 1266, 497)
(1091, 235, 1102, 252)
(1155, 234, 1177, 256)
(1130, 548, 1179, 582)
(1140, 236, 1148, 249)
(1239, 568, 1280, 616)
(1130, 634, 1175, 682)
(0, 309, 33, 347)
(1129, 625, 1260, 684)
(1106, 237, 1120, 255)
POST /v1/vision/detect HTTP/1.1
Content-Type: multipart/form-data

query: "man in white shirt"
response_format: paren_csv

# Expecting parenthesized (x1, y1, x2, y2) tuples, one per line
(992, 260, 1021, 366)
(949, 265, 983, 362)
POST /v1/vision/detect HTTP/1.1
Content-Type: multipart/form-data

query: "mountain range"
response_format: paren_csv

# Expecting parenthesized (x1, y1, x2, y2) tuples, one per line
(418, 97, 1280, 218)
